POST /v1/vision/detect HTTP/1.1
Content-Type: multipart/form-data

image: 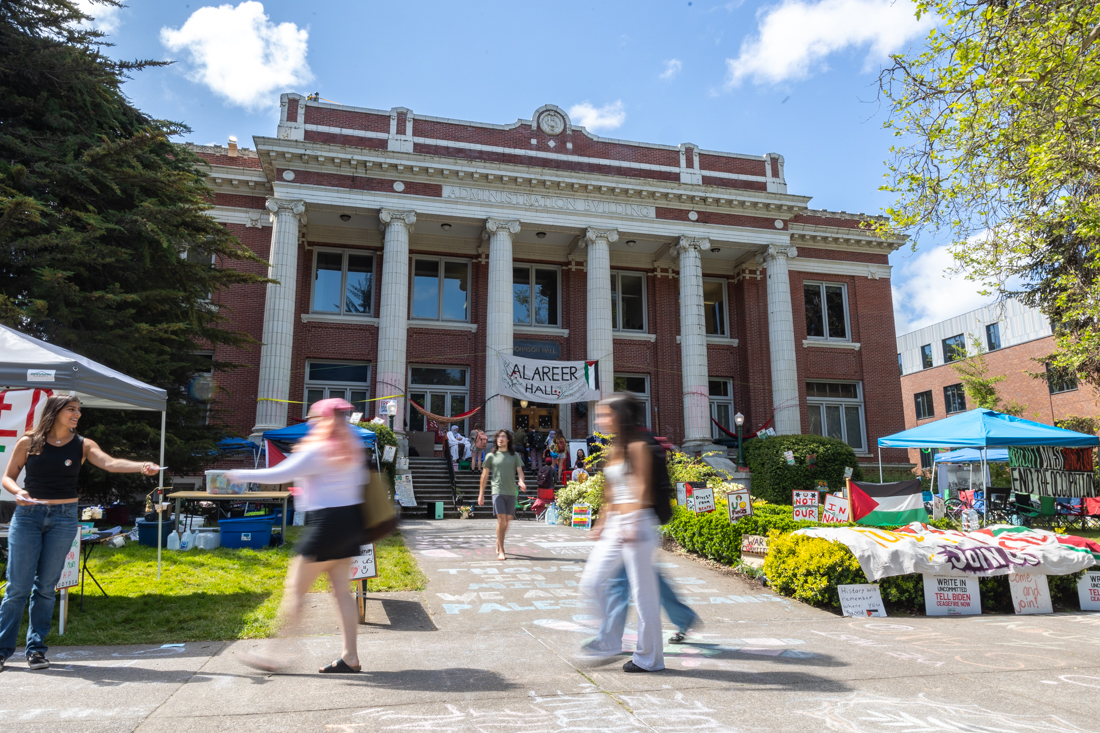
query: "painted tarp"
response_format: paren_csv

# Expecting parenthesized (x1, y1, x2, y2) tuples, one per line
(794, 523, 1100, 581)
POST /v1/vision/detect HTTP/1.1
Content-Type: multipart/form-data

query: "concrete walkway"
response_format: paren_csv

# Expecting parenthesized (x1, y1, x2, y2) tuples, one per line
(5, 518, 1100, 732)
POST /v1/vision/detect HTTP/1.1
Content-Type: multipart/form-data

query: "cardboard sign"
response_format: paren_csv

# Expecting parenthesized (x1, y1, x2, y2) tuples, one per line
(677, 482, 706, 511)
(792, 489, 819, 522)
(572, 503, 592, 530)
(932, 495, 946, 521)
(922, 575, 981, 616)
(55, 529, 81, 590)
(381, 445, 396, 463)
(1008, 573, 1053, 615)
(844, 466, 854, 479)
(1077, 571, 1100, 611)
(740, 534, 768, 569)
(815, 480, 829, 490)
(784, 450, 796, 466)
(689, 485, 715, 514)
(821, 494, 850, 524)
(350, 543, 378, 580)
(838, 584, 887, 617)
(394, 474, 417, 508)
(726, 489, 752, 523)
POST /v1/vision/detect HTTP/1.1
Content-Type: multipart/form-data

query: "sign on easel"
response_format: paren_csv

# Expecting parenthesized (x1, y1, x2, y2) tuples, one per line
(350, 543, 378, 580)
(727, 489, 752, 523)
(1077, 571, 1100, 611)
(56, 529, 81, 590)
(838, 584, 887, 617)
(793, 490, 819, 522)
(922, 575, 981, 616)
(1009, 573, 1053, 615)
(572, 503, 592, 530)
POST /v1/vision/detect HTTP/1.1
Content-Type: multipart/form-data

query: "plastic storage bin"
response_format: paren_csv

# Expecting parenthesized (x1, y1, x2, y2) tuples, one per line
(136, 518, 176, 548)
(432, 502, 444, 519)
(205, 470, 248, 495)
(218, 516, 275, 549)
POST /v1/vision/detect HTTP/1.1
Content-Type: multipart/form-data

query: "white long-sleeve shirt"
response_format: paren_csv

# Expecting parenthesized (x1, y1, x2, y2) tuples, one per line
(228, 443, 367, 512)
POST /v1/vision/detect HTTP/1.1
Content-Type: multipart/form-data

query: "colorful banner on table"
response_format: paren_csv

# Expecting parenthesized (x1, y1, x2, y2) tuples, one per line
(0, 389, 53, 501)
(794, 523, 1100, 581)
(1009, 446, 1096, 497)
(496, 353, 600, 404)
(849, 479, 927, 526)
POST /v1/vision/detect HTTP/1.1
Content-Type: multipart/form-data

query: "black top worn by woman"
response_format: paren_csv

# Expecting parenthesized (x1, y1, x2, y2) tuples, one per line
(23, 435, 83, 501)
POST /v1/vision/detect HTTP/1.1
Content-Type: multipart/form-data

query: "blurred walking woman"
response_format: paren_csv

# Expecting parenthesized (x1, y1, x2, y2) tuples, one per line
(227, 398, 367, 674)
(579, 393, 664, 673)
(0, 396, 159, 672)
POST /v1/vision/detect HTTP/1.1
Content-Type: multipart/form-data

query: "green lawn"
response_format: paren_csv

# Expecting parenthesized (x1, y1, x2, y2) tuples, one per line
(0, 529, 425, 647)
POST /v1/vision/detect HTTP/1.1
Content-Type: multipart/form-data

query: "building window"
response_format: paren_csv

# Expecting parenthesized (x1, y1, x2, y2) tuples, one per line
(610, 271, 646, 332)
(898, 353, 903, 375)
(408, 366, 470, 434)
(944, 383, 967, 414)
(514, 265, 559, 327)
(986, 323, 1001, 351)
(914, 390, 934, 420)
(708, 379, 734, 440)
(804, 282, 849, 340)
(412, 258, 469, 321)
(920, 449, 933, 470)
(942, 334, 966, 363)
(806, 381, 865, 452)
(614, 374, 651, 427)
(1047, 364, 1078, 394)
(921, 344, 933, 369)
(304, 361, 371, 418)
(311, 249, 374, 316)
(703, 279, 727, 336)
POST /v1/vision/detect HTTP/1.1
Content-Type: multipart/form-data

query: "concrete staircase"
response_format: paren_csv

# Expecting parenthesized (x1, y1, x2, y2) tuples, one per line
(405, 456, 542, 519)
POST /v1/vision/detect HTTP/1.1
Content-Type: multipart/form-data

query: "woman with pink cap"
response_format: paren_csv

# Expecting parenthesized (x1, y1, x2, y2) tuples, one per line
(227, 398, 367, 674)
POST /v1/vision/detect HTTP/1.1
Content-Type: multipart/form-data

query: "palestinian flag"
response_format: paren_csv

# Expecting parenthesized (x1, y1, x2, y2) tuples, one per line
(849, 479, 927, 526)
(584, 361, 600, 392)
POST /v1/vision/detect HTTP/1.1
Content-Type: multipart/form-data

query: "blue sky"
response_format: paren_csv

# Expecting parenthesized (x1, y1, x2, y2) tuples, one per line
(77, 0, 990, 336)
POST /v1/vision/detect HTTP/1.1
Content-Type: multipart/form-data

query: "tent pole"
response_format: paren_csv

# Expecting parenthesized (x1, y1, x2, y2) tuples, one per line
(157, 410, 165, 581)
(981, 447, 988, 526)
(878, 450, 882, 483)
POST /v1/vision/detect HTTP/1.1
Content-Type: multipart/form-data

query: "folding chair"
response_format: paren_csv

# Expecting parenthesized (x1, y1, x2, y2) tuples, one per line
(1010, 493, 1041, 527)
(1055, 498, 1085, 531)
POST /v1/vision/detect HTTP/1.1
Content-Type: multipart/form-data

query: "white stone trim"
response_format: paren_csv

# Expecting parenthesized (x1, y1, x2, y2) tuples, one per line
(675, 336, 740, 346)
(613, 332, 656, 342)
(209, 207, 272, 227)
(300, 313, 380, 325)
(407, 320, 478, 332)
(803, 339, 861, 350)
(514, 326, 569, 337)
(789, 257, 892, 280)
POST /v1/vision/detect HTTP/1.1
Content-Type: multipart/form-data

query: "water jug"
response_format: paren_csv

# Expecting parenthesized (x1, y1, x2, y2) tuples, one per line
(167, 530, 181, 551)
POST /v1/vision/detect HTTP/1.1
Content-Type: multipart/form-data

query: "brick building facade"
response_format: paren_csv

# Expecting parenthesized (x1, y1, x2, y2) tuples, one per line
(196, 94, 908, 466)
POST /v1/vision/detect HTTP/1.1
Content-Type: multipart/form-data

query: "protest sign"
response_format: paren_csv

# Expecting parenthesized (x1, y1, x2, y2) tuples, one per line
(727, 489, 752, 523)
(381, 445, 396, 463)
(784, 450, 796, 466)
(350, 543, 378, 580)
(821, 494, 850, 524)
(1009, 573, 1053, 615)
(677, 482, 706, 511)
(838, 584, 887, 617)
(1077, 571, 1100, 611)
(792, 490, 819, 521)
(740, 534, 768, 568)
(689, 485, 715, 514)
(922, 575, 981, 616)
(55, 529, 81, 590)
(844, 466, 854, 479)
(394, 474, 417, 507)
(572, 504, 592, 530)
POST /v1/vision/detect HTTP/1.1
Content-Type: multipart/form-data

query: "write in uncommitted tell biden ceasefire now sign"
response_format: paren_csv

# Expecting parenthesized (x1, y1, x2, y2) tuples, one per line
(922, 575, 981, 616)
(1078, 571, 1100, 610)
(792, 490, 819, 522)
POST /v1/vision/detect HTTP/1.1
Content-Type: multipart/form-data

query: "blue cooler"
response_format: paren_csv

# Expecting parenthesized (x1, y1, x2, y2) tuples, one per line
(218, 516, 275, 549)
(136, 518, 175, 548)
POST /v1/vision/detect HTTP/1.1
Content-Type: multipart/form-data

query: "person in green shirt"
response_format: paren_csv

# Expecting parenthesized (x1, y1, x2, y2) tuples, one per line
(478, 430, 527, 561)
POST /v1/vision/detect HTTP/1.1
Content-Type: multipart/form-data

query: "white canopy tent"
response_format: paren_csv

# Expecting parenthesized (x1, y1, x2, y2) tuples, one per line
(0, 324, 170, 577)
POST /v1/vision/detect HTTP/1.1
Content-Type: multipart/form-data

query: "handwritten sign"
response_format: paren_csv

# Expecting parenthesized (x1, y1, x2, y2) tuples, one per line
(676, 481, 705, 508)
(689, 485, 715, 514)
(572, 503, 592, 530)
(1077, 572, 1100, 611)
(381, 445, 396, 463)
(394, 474, 417, 508)
(793, 490, 819, 522)
(740, 534, 768, 569)
(838, 584, 887, 617)
(932, 495, 945, 521)
(821, 494, 850, 524)
(1008, 573, 1053, 615)
(727, 489, 752, 523)
(350, 543, 377, 580)
(55, 529, 81, 590)
(844, 466, 854, 479)
(922, 575, 981, 616)
(784, 450, 796, 466)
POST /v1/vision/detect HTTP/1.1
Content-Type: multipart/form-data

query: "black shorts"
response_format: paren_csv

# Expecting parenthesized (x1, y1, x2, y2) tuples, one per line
(297, 504, 366, 562)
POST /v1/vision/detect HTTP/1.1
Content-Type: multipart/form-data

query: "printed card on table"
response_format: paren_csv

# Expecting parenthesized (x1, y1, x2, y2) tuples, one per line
(922, 575, 981, 616)
(838, 584, 887, 617)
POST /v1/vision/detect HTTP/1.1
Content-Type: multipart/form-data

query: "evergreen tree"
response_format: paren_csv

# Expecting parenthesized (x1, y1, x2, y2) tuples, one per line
(0, 0, 268, 500)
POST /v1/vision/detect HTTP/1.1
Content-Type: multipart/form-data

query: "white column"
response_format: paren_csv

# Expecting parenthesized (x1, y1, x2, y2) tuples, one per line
(583, 228, 617, 410)
(483, 218, 520, 434)
(252, 198, 306, 436)
(676, 236, 714, 452)
(376, 209, 416, 434)
(759, 243, 801, 435)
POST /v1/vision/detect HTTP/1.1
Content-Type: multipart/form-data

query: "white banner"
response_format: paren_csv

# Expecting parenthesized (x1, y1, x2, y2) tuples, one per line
(794, 523, 1098, 581)
(497, 353, 600, 404)
(0, 389, 53, 501)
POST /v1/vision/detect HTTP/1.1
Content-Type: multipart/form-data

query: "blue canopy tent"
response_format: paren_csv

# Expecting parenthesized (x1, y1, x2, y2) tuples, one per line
(262, 423, 376, 447)
(877, 409, 1099, 518)
(934, 448, 1009, 464)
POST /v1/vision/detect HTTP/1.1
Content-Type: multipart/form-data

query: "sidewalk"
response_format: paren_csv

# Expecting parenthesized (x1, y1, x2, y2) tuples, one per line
(4, 518, 1100, 732)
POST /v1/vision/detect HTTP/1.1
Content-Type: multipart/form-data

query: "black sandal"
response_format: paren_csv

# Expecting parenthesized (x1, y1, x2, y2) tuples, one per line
(319, 658, 361, 674)
(669, 631, 687, 644)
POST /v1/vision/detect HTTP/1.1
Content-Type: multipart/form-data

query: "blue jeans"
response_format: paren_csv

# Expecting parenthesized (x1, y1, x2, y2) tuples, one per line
(592, 565, 698, 650)
(0, 503, 79, 659)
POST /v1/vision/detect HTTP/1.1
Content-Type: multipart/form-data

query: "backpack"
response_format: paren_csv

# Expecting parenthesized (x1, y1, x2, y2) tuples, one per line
(537, 464, 555, 489)
(644, 433, 674, 524)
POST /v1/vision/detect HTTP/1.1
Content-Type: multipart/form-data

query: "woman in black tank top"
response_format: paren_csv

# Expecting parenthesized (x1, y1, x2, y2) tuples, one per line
(0, 395, 159, 671)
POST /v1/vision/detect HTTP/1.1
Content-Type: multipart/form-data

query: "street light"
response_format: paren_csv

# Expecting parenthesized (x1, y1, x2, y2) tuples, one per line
(383, 399, 398, 432)
(734, 412, 745, 469)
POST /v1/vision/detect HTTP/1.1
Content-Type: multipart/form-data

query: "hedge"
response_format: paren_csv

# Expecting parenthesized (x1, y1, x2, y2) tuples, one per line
(744, 434, 864, 505)
(663, 501, 817, 565)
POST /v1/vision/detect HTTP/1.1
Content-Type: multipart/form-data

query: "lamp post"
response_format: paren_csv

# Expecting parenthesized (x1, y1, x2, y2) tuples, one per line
(734, 412, 745, 469)
(383, 399, 398, 433)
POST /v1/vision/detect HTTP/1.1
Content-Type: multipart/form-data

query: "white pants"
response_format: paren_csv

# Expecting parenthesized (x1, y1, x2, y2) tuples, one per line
(579, 509, 664, 671)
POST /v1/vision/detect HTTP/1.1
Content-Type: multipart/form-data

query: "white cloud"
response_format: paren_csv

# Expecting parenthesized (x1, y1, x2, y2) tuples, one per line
(73, 0, 122, 34)
(892, 243, 994, 335)
(659, 59, 683, 81)
(160, 2, 312, 112)
(568, 101, 626, 132)
(725, 0, 932, 87)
